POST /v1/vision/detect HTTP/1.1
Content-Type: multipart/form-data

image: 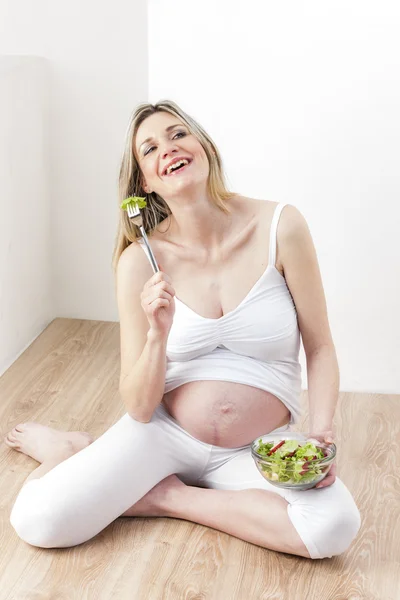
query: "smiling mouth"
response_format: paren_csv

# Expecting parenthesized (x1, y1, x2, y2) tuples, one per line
(163, 159, 193, 177)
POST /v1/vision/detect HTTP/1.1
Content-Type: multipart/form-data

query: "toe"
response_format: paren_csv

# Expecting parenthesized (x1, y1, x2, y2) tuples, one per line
(4, 436, 19, 448)
(15, 423, 27, 433)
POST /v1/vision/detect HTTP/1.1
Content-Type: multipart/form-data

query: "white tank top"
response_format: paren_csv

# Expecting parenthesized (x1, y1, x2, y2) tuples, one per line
(137, 202, 302, 425)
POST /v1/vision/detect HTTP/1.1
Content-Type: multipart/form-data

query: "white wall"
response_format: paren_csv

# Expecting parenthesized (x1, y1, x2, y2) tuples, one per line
(44, 2, 148, 320)
(0, 57, 52, 376)
(1, 1, 398, 393)
(149, 0, 400, 393)
(0, 0, 148, 375)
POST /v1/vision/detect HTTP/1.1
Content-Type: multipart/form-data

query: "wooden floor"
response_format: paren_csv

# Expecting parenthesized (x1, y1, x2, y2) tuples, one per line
(0, 318, 399, 600)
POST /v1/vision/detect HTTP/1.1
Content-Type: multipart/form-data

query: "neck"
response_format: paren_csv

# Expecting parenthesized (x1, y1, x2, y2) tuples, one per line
(163, 186, 233, 253)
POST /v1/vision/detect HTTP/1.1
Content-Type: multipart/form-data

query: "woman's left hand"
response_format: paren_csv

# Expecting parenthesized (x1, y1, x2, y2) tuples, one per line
(306, 429, 337, 489)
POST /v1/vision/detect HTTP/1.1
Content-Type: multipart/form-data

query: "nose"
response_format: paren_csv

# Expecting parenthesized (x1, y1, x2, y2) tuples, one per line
(161, 140, 179, 160)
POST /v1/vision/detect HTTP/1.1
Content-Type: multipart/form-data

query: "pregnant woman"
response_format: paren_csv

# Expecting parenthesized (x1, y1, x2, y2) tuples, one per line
(5, 100, 361, 559)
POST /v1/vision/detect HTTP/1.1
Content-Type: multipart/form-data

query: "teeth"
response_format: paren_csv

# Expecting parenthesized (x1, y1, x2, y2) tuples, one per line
(166, 159, 189, 175)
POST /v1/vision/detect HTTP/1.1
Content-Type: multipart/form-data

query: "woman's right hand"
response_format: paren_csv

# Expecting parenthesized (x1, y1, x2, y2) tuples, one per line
(141, 268, 176, 338)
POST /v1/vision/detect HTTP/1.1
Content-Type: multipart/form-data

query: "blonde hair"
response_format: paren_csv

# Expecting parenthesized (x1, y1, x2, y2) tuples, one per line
(111, 100, 238, 275)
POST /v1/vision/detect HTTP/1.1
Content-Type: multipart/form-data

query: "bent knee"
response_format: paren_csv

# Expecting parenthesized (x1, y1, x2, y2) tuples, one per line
(10, 481, 83, 548)
(10, 503, 77, 548)
(313, 501, 362, 559)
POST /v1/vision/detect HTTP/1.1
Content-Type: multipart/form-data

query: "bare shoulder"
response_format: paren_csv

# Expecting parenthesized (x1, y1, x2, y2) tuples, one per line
(116, 240, 154, 298)
(228, 195, 305, 238)
(275, 204, 308, 270)
(277, 203, 309, 242)
(252, 197, 303, 224)
(243, 200, 307, 271)
(118, 240, 153, 277)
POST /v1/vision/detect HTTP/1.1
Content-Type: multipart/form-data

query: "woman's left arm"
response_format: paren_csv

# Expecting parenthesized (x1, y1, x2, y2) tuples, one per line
(306, 344, 339, 434)
(278, 204, 339, 435)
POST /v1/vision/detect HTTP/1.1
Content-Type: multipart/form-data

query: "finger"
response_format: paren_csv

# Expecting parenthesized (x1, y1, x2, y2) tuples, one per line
(316, 464, 336, 488)
(316, 474, 336, 489)
(155, 290, 173, 302)
(157, 270, 172, 284)
(148, 298, 169, 311)
(315, 482, 329, 489)
(144, 290, 173, 305)
(316, 474, 334, 488)
(144, 271, 172, 290)
(158, 281, 175, 295)
(328, 463, 337, 476)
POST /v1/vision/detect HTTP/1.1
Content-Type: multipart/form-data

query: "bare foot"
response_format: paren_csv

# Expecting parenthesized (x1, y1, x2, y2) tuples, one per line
(3, 422, 93, 463)
(122, 474, 187, 518)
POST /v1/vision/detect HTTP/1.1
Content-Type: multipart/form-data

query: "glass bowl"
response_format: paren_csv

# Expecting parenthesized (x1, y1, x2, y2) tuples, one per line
(251, 432, 336, 491)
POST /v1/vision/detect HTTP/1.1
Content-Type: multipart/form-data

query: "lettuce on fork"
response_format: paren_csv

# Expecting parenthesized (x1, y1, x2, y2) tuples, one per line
(255, 439, 327, 484)
(120, 196, 147, 211)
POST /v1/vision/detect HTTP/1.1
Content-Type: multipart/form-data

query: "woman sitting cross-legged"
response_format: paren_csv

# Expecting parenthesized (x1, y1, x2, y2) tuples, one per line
(5, 100, 361, 560)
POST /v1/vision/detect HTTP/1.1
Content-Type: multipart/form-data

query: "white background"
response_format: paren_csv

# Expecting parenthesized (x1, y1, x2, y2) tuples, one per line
(1, 0, 399, 394)
(149, 0, 400, 392)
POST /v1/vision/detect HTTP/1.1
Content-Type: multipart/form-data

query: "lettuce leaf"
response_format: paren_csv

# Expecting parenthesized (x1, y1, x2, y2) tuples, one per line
(120, 196, 147, 211)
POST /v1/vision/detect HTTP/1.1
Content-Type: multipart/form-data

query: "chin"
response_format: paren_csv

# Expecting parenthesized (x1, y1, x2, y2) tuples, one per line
(172, 178, 206, 192)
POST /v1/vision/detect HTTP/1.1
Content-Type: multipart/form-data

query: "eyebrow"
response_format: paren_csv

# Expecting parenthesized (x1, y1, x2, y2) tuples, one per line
(138, 124, 187, 152)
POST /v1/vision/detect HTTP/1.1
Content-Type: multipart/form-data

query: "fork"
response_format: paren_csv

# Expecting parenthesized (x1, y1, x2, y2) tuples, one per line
(127, 203, 160, 274)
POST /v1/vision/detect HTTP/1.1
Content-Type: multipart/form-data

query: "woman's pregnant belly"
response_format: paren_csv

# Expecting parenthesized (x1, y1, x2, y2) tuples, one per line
(162, 381, 291, 448)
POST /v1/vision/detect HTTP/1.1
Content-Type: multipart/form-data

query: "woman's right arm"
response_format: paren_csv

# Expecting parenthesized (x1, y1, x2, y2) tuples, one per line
(116, 243, 175, 422)
(119, 329, 168, 422)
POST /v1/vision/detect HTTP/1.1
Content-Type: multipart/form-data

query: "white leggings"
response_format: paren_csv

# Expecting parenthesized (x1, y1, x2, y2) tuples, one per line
(10, 403, 361, 559)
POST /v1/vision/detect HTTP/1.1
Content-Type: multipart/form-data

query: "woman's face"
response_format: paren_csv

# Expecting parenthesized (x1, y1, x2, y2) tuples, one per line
(134, 111, 210, 198)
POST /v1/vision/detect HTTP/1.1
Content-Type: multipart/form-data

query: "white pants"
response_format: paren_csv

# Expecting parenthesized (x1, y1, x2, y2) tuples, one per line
(10, 403, 361, 559)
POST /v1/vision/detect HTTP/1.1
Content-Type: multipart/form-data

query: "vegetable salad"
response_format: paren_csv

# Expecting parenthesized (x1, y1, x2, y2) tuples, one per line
(255, 438, 328, 485)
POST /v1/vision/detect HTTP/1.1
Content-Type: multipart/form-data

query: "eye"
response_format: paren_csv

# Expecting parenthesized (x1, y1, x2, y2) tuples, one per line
(143, 131, 186, 156)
